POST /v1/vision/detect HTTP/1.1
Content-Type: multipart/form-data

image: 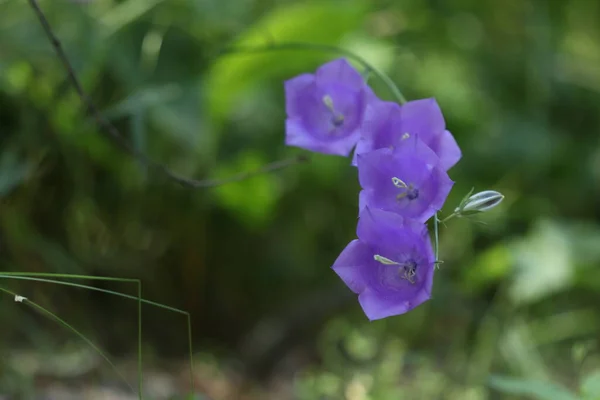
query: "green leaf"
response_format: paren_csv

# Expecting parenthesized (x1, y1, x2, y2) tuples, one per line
(581, 370, 600, 400)
(489, 375, 580, 400)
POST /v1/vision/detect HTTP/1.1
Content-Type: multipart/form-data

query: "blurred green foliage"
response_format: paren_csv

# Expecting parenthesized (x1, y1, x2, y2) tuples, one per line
(1, 0, 600, 398)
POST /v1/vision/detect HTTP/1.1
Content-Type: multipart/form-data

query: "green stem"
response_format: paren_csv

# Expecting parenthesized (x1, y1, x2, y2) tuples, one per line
(0, 285, 134, 392)
(220, 42, 408, 104)
(187, 313, 195, 392)
(0, 273, 196, 397)
(434, 212, 440, 265)
(137, 281, 142, 399)
(440, 212, 458, 224)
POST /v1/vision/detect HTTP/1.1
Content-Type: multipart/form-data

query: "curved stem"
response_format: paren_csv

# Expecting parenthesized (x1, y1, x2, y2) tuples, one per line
(220, 42, 408, 105)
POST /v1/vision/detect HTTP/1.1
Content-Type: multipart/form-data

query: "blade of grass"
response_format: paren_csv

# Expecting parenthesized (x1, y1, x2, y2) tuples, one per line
(0, 285, 134, 392)
(0, 272, 195, 395)
(0, 272, 144, 399)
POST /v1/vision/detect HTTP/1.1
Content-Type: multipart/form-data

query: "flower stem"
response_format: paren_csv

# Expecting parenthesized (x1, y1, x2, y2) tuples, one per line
(220, 42, 408, 104)
(440, 212, 458, 224)
(434, 212, 440, 265)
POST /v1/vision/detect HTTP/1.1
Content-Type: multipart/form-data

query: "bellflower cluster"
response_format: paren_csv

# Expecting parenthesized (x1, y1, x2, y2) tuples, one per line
(284, 57, 500, 321)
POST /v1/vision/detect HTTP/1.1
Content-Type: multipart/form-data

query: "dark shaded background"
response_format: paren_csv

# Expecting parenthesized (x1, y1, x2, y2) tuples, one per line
(1, 0, 600, 398)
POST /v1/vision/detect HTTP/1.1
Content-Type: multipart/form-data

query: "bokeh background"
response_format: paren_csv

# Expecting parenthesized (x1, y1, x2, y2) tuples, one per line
(1, 0, 600, 399)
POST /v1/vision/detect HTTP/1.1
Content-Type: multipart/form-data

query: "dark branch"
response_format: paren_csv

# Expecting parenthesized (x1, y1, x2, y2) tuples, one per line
(27, 0, 306, 189)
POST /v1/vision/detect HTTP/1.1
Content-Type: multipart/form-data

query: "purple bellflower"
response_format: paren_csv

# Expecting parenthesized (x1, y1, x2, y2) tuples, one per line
(353, 98, 461, 170)
(356, 138, 454, 223)
(332, 207, 435, 320)
(284, 58, 374, 156)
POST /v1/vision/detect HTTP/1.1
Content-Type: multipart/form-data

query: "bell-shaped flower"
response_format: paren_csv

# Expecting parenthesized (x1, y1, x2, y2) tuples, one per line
(332, 207, 435, 321)
(284, 58, 374, 156)
(356, 138, 454, 223)
(353, 98, 461, 170)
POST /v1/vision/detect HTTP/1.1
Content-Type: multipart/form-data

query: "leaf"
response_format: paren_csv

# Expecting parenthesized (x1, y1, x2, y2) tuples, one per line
(581, 370, 600, 400)
(488, 375, 580, 400)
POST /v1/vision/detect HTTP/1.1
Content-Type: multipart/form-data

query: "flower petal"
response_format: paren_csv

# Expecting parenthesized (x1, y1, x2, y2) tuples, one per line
(284, 73, 314, 117)
(399, 98, 446, 143)
(316, 58, 365, 89)
(393, 135, 441, 167)
(353, 100, 403, 161)
(356, 147, 394, 190)
(430, 167, 455, 213)
(285, 118, 358, 156)
(358, 189, 369, 213)
(356, 207, 407, 247)
(358, 288, 411, 321)
(357, 265, 434, 321)
(430, 130, 462, 171)
(331, 239, 372, 294)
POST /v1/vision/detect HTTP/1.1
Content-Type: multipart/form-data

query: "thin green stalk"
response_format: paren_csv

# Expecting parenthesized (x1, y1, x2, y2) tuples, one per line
(0, 285, 133, 392)
(137, 280, 142, 397)
(434, 212, 440, 265)
(220, 42, 408, 104)
(187, 313, 194, 391)
(0, 273, 143, 399)
(0, 275, 185, 314)
(440, 212, 458, 224)
(0, 273, 196, 397)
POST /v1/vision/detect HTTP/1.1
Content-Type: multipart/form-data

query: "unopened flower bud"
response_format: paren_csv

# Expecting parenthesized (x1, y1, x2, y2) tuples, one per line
(455, 190, 504, 216)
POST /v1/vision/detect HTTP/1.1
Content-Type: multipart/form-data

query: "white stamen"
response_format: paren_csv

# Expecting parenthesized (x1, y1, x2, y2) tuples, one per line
(374, 254, 400, 265)
(392, 177, 408, 188)
(322, 95, 335, 111)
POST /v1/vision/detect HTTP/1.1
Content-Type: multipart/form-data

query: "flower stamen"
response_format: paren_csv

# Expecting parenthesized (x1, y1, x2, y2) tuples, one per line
(392, 177, 408, 189)
(374, 254, 400, 265)
(393, 178, 419, 201)
(322, 95, 345, 129)
(399, 260, 417, 284)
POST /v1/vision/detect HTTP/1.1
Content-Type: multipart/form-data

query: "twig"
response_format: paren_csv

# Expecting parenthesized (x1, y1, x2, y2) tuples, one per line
(27, 0, 306, 189)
